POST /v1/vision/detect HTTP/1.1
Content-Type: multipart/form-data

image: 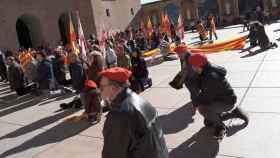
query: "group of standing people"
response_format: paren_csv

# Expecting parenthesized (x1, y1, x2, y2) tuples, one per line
(196, 13, 218, 44)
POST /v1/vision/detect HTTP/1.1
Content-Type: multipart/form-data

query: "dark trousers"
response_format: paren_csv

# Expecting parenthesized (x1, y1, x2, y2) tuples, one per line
(198, 102, 235, 128)
(209, 31, 218, 40)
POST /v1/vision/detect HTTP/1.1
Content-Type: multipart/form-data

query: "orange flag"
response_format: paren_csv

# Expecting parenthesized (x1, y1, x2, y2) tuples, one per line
(162, 13, 171, 37)
(147, 16, 153, 41)
(65, 13, 79, 65)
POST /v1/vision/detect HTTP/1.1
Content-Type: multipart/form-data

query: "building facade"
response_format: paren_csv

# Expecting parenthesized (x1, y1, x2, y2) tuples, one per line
(0, 0, 141, 50)
(134, 0, 280, 29)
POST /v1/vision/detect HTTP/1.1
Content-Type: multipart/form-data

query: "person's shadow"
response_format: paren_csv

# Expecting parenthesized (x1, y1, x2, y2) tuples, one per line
(0, 118, 92, 158)
(158, 102, 195, 134)
(169, 127, 219, 158)
(0, 109, 79, 140)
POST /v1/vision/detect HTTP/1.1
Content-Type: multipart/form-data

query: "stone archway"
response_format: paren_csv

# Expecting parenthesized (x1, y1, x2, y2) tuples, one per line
(16, 14, 44, 49)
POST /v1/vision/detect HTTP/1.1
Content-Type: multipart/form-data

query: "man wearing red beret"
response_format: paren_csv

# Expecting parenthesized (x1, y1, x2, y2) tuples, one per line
(99, 67, 168, 158)
(188, 53, 249, 140)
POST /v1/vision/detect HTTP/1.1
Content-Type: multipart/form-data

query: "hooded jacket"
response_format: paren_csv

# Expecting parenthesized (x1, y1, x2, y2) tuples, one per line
(193, 63, 237, 106)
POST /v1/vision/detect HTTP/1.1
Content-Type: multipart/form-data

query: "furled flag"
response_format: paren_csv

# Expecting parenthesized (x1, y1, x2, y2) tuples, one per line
(140, 19, 145, 33)
(68, 13, 79, 54)
(99, 22, 108, 53)
(162, 13, 171, 37)
(64, 13, 79, 65)
(76, 11, 87, 61)
(146, 16, 153, 41)
(177, 14, 184, 40)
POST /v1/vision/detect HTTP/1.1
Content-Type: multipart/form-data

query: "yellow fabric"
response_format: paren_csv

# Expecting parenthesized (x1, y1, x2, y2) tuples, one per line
(143, 35, 247, 57)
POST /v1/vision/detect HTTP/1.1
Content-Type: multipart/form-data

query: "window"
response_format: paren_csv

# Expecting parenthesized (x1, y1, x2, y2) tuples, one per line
(131, 8, 134, 15)
(106, 9, 110, 17)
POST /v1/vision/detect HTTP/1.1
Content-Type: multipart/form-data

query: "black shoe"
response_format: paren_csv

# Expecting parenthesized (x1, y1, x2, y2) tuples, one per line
(73, 99, 82, 109)
(60, 103, 71, 109)
(213, 126, 226, 140)
(204, 119, 214, 127)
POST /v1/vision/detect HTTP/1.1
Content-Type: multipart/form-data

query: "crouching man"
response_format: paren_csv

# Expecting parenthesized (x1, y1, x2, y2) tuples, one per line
(188, 53, 249, 140)
(99, 67, 169, 158)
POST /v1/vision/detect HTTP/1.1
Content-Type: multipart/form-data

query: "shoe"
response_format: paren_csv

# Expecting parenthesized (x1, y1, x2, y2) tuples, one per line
(232, 107, 249, 125)
(213, 126, 226, 140)
(204, 119, 214, 127)
(88, 112, 102, 124)
(73, 99, 82, 109)
(221, 107, 249, 125)
(60, 103, 71, 109)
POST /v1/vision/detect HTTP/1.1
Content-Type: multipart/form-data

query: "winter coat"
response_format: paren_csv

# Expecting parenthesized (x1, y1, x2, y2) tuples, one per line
(69, 60, 86, 91)
(52, 55, 67, 84)
(102, 88, 169, 158)
(256, 24, 270, 49)
(86, 51, 104, 83)
(37, 59, 54, 90)
(193, 64, 237, 106)
(117, 53, 131, 70)
(25, 59, 38, 82)
(131, 57, 148, 79)
(7, 62, 25, 90)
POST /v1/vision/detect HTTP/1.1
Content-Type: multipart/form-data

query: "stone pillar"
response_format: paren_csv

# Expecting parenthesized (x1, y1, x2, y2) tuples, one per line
(233, 0, 239, 17)
(217, 0, 224, 22)
(193, 0, 199, 20)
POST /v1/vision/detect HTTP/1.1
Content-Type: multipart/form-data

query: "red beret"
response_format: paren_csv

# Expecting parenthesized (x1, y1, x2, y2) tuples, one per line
(188, 53, 208, 68)
(100, 67, 132, 83)
(174, 44, 187, 54)
(85, 80, 97, 89)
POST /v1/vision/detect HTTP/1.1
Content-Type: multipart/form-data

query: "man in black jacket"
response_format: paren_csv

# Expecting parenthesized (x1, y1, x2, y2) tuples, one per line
(188, 53, 249, 140)
(99, 67, 168, 158)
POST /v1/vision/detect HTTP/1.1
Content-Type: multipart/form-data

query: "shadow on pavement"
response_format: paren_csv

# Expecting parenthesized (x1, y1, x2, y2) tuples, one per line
(169, 127, 219, 158)
(158, 102, 194, 134)
(240, 49, 267, 58)
(0, 97, 43, 118)
(0, 109, 79, 140)
(0, 93, 35, 110)
(0, 118, 92, 158)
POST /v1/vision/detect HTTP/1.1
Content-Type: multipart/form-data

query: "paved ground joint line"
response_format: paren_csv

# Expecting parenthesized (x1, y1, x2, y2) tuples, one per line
(238, 51, 269, 107)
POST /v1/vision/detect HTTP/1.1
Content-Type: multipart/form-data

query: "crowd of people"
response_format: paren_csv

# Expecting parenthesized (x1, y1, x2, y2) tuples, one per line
(2, 8, 280, 157)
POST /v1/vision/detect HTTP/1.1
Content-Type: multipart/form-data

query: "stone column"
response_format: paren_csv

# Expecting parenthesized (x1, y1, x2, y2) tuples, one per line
(233, 0, 239, 17)
(193, 0, 199, 20)
(217, 0, 224, 23)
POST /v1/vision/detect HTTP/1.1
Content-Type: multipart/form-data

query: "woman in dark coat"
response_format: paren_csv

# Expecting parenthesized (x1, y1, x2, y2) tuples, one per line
(36, 51, 55, 91)
(6, 57, 26, 95)
(130, 48, 151, 93)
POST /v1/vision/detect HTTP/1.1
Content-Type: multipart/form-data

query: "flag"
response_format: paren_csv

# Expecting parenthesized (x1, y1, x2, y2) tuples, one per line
(162, 13, 171, 37)
(68, 13, 79, 54)
(147, 16, 153, 41)
(19, 50, 33, 73)
(126, 24, 133, 40)
(99, 22, 108, 53)
(76, 11, 87, 61)
(64, 13, 79, 65)
(140, 19, 145, 33)
(177, 14, 184, 40)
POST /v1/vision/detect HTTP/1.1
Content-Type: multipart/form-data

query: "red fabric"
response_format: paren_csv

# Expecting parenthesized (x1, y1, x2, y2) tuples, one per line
(174, 44, 187, 54)
(85, 80, 97, 89)
(100, 67, 132, 83)
(188, 53, 208, 68)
